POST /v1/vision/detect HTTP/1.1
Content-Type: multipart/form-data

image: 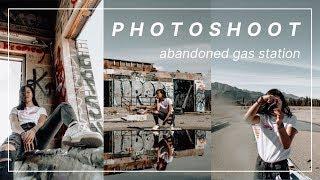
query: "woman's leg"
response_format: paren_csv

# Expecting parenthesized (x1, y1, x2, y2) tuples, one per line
(153, 112, 160, 125)
(0, 133, 24, 180)
(36, 103, 77, 150)
(274, 159, 290, 180)
(254, 155, 273, 180)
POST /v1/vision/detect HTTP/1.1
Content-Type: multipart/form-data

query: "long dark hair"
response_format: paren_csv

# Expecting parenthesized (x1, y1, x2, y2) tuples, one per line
(258, 89, 292, 117)
(156, 89, 167, 98)
(17, 85, 39, 110)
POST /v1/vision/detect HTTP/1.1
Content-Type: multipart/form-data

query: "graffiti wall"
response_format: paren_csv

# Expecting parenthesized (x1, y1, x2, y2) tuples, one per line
(0, 41, 54, 114)
(108, 130, 205, 154)
(75, 40, 103, 134)
(113, 78, 173, 107)
(195, 80, 206, 112)
(26, 52, 54, 113)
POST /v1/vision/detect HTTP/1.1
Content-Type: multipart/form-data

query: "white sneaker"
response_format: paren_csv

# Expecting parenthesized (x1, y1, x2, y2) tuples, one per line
(170, 124, 175, 135)
(152, 125, 160, 130)
(62, 122, 103, 148)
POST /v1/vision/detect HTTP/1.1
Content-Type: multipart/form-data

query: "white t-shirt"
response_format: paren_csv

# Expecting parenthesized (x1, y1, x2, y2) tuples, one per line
(252, 113, 298, 163)
(10, 106, 47, 125)
(159, 98, 173, 114)
(159, 146, 174, 163)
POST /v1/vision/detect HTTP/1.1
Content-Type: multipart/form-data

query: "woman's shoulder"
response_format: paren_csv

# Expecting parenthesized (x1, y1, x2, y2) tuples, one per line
(10, 106, 19, 114)
(164, 98, 173, 103)
(34, 106, 48, 116)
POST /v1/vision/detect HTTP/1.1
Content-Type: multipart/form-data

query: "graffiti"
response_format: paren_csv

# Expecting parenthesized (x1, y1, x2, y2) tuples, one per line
(27, 69, 49, 95)
(54, 47, 67, 103)
(110, 130, 205, 154)
(113, 131, 155, 153)
(113, 79, 173, 107)
(76, 40, 103, 135)
(0, 41, 45, 54)
(195, 80, 206, 112)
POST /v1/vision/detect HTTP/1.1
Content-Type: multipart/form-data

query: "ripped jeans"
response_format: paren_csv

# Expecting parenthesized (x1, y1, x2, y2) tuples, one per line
(0, 103, 77, 180)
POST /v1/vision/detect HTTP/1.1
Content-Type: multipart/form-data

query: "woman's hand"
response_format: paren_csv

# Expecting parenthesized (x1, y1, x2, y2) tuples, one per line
(23, 129, 36, 151)
(258, 94, 277, 104)
(273, 97, 284, 125)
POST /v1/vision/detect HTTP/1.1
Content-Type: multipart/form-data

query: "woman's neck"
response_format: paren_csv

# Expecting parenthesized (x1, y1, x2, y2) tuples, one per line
(25, 102, 34, 107)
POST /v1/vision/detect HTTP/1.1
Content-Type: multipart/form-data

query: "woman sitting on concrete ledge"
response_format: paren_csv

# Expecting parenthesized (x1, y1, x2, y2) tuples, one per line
(0, 85, 103, 179)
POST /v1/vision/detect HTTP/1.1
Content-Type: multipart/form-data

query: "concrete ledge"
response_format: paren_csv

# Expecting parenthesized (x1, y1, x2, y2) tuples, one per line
(14, 147, 103, 180)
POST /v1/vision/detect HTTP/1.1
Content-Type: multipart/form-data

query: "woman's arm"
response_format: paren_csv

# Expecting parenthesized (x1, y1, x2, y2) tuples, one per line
(274, 107, 297, 149)
(24, 114, 47, 143)
(278, 125, 297, 149)
(244, 95, 274, 124)
(9, 114, 24, 134)
(155, 98, 160, 111)
(164, 103, 174, 120)
(244, 98, 263, 124)
(32, 114, 47, 132)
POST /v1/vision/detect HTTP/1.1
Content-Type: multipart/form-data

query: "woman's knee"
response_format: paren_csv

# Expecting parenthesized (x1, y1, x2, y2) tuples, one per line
(58, 102, 72, 109)
(0, 144, 16, 162)
(0, 144, 16, 151)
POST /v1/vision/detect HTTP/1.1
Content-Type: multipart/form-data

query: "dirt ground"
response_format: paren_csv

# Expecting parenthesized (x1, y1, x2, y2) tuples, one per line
(104, 107, 211, 131)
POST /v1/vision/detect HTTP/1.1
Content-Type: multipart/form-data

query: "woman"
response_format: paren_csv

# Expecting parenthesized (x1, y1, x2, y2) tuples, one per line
(0, 85, 103, 179)
(152, 89, 175, 130)
(244, 89, 298, 180)
(153, 133, 174, 171)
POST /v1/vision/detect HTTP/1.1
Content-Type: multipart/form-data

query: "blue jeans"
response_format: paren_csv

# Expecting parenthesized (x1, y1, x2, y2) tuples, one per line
(0, 103, 77, 180)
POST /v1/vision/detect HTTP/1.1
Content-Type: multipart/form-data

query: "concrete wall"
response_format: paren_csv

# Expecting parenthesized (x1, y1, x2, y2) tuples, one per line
(113, 78, 174, 107)
(110, 77, 206, 112)
(54, 0, 103, 134)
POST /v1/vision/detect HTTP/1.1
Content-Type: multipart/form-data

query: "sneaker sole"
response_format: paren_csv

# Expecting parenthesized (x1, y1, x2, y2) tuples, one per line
(62, 134, 103, 148)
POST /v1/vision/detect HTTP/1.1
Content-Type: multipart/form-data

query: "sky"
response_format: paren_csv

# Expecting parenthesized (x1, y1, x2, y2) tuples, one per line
(104, 0, 212, 89)
(103, 0, 319, 98)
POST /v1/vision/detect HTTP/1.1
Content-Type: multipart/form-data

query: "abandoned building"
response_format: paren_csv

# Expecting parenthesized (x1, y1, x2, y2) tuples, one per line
(0, 0, 103, 178)
(104, 59, 210, 113)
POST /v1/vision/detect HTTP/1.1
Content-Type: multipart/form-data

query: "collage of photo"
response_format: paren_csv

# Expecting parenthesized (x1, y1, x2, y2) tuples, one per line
(0, 0, 319, 180)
